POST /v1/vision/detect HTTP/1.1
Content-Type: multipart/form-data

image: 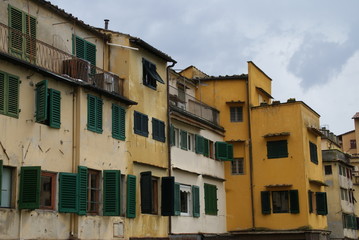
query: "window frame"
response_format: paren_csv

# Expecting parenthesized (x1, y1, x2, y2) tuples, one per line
(350, 139, 356, 149)
(39, 171, 56, 210)
(87, 169, 101, 215)
(1, 164, 14, 208)
(72, 34, 96, 67)
(180, 185, 192, 216)
(230, 106, 243, 122)
(324, 165, 332, 175)
(231, 158, 244, 175)
(272, 191, 289, 213)
(140, 171, 159, 215)
(309, 141, 318, 164)
(142, 58, 164, 90)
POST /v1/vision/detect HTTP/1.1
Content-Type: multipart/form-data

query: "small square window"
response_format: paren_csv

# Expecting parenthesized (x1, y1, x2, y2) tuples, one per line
(350, 139, 356, 149)
(324, 165, 332, 175)
(230, 106, 243, 122)
(231, 158, 244, 175)
(267, 140, 288, 159)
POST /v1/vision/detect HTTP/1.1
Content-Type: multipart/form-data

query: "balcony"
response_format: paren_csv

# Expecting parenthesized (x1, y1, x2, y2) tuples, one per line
(0, 22, 123, 95)
(169, 85, 220, 126)
(322, 149, 350, 164)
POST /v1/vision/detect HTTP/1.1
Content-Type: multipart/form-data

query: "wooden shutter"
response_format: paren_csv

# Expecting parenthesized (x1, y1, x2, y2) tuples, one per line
(0, 160, 2, 205)
(7, 74, 19, 118)
(152, 118, 159, 140)
(203, 138, 209, 157)
(159, 120, 165, 142)
(0, 72, 4, 114)
(204, 184, 217, 215)
(174, 182, 180, 216)
(142, 114, 148, 137)
(192, 185, 200, 218)
(316, 192, 328, 215)
(19, 166, 40, 209)
(87, 94, 96, 131)
(25, 14, 36, 57)
(290, 190, 299, 213)
(261, 191, 271, 214)
(48, 89, 61, 128)
(112, 104, 126, 140)
(103, 170, 120, 216)
(140, 171, 152, 214)
(126, 174, 136, 218)
(161, 177, 175, 216)
(309, 142, 318, 164)
(215, 142, 228, 160)
(180, 130, 187, 150)
(96, 97, 103, 133)
(308, 190, 313, 213)
(195, 135, 204, 154)
(73, 35, 85, 59)
(35, 80, 48, 122)
(267, 140, 288, 159)
(9, 5, 23, 54)
(77, 166, 88, 215)
(227, 144, 234, 161)
(170, 125, 175, 146)
(85, 41, 96, 67)
(58, 172, 78, 213)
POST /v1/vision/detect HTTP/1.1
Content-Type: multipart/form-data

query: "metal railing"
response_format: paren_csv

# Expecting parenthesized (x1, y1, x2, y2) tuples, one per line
(0, 22, 123, 95)
(169, 85, 220, 126)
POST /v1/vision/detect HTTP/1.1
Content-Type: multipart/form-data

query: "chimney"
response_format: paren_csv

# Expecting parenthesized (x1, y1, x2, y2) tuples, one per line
(104, 19, 109, 30)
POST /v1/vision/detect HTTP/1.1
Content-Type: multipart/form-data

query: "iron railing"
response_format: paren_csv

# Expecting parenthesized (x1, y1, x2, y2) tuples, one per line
(169, 85, 220, 126)
(0, 22, 123, 95)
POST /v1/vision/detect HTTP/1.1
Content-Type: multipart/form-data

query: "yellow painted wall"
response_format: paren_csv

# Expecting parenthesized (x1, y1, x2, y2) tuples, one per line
(248, 61, 272, 106)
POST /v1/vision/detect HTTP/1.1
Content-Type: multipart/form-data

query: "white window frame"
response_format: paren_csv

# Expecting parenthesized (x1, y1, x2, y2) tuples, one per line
(174, 127, 180, 147)
(188, 133, 195, 152)
(180, 185, 192, 216)
(1, 166, 13, 208)
(231, 158, 244, 175)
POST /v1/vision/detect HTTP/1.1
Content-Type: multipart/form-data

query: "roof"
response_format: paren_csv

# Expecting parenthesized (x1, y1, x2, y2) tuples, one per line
(338, 129, 355, 136)
(353, 112, 359, 119)
(195, 74, 248, 81)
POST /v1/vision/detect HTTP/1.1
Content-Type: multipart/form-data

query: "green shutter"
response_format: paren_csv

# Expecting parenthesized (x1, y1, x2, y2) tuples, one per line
(203, 138, 209, 157)
(9, 5, 24, 56)
(261, 191, 271, 214)
(195, 135, 204, 154)
(192, 185, 200, 218)
(170, 125, 175, 146)
(174, 182, 180, 216)
(48, 89, 61, 128)
(77, 166, 88, 215)
(316, 192, 328, 215)
(140, 171, 152, 214)
(267, 140, 288, 159)
(152, 119, 159, 140)
(103, 170, 120, 216)
(85, 41, 96, 67)
(112, 104, 126, 140)
(25, 14, 36, 59)
(7, 74, 19, 117)
(204, 183, 217, 215)
(0, 72, 4, 114)
(73, 35, 85, 59)
(126, 174, 136, 218)
(215, 142, 228, 160)
(308, 190, 313, 213)
(309, 142, 318, 164)
(290, 190, 299, 213)
(227, 144, 234, 161)
(143, 114, 148, 136)
(180, 130, 187, 150)
(19, 166, 40, 209)
(161, 177, 175, 216)
(0, 160, 2, 205)
(35, 80, 48, 122)
(59, 172, 78, 213)
(96, 97, 103, 133)
(87, 94, 100, 132)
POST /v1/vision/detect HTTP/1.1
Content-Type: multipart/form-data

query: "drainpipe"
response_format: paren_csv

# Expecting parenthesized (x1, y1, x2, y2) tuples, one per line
(246, 77, 255, 230)
(166, 60, 176, 236)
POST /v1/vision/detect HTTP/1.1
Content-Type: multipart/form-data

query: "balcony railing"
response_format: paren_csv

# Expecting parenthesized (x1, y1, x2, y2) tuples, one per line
(322, 149, 350, 163)
(0, 22, 123, 95)
(169, 85, 220, 126)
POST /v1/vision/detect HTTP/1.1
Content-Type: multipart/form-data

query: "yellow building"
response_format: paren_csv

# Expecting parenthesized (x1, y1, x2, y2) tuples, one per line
(179, 62, 330, 239)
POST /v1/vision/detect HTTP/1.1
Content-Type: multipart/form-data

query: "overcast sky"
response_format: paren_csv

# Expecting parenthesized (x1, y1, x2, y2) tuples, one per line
(50, 0, 359, 135)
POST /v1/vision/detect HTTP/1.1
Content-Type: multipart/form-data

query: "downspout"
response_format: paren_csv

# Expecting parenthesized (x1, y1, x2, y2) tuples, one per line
(246, 78, 255, 230)
(166, 60, 176, 236)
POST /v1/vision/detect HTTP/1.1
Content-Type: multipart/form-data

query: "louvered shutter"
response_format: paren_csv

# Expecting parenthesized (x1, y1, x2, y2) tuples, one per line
(203, 138, 209, 157)
(161, 177, 174, 216)
(170, 125, 175, 146)
(112, 104, 126, 140)
(195, 135, 204, 154)
(290, 190, 299, 213)
(85, 41, 96, 67)
(103, 170, 120, 216)
(261, 191, 271, 214)
(25, 15, 36, 59)
(35, 80, 48, 122)
(59, 173, 78, 213)
(309, 142, 318, 164)
(0, 72, 4, 114)
(77, 166, 88, 215)
(7, 74, 19, 118)
(0, 160, 2, 205)
(19, 166, 40, 209)
(140, 171, 152, 214)
(308, 190, 313, 213)
(87, 94, 96, 131)
(159, 121, 165, 142)
(192, 185, 200, 217)
(142, 114, 148, 137)
(9, 6, 23, 55)
(96, 97, 103, 133)
(204, 184, 217, 215)
(227, 144, 234, 161)
(174, 182, 180, 216)
(180, 130, 187, 150)
(316, 192, 328, 215)
(215, 142, 228, 160)
(73, 35, 85, 59)
(126, 174, 136, 218)
(152, 118, 159, 140)
(48, 89, 61, 128)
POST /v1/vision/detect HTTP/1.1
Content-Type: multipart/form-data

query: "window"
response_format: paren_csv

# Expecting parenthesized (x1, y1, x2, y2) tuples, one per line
(324, 165, 332, 175)
(8, 5, 36, 61)
(180, 130, 188, 150)
(261, 190, 299, 214)
(72, 35, 96, 67)
(152, 118, 165, 142)
(120, 174, 126, 216)
(267, 140, 288, 159)
(343, 214, 357, 230)
(140, 171, 158, 214)
(180, 185, 191, 216)
(204, 183, 217, 215)
(341, 188, 349, 201)
(1, 164, 13, 208)
(215, 141, 234, 161)
(188, 133, 195, 152)
(0, 71, 19, 118)
(112, 104, 126, 140)
(272, 191, 289, 213)
(309, 141, 318, 164)
(177, 84, 185, 102)
(87, 94, 103, 133)
(87, 169, 100, 214)
(209, 140, 214, 159)
(134, 111, 148, 137)
(350, 139, 356, 149)
(142, 58, 164, 89)
(40, 172, 56, 210)
(230, 106, 243, 122)
(231, 158, 244, 175)
(35, 80, 61, 128)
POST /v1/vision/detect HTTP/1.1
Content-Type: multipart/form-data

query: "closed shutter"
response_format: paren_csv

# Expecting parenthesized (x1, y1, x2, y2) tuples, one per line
(119, 106, 126, 140)
(192, 185, 200, 218)
(9, 6, 23, 54)
(103, 170, 120, 216)
(126, 174, 136, 218)
(19, 166, 40, 209)
(140, 171, 152, 214)
(215, 142, 228, 160)
(227, 144, 234, 161)
(0, 72, 4, 114)
(308, 190, 313, 213)
(195, 135, 204, 154)
(0, 160, 2, 205)
(87, 95, 96, 131)
(73, 35, 85, 59)
(58, 173, 78, 213)
(309, 142, 318, 164)
(35, 80, 48, 122)
(7, 74, 19, 117)
(203, 138, 209, 157)
(204, 184, 217, 215)
(25, 15, 36, 58)
(96, 97, 103, 133)
(180, 130, 187, 150)
(261, 191, 271, 214)
(289, 190, 299, 213)
(85, 41, 96, 67)
(142, 114, 148, 136)
(48, 89, 61, 128)
(316, 192, 328, 215)
(77, 166, 88, 215)
(174, 182, 180, 216)
(112, 104, 126, 140)
(170, 125, 175, 146)
(159, 121, 165, 142)
(161, 177, 174, 216)
(267, 140, 288, 159)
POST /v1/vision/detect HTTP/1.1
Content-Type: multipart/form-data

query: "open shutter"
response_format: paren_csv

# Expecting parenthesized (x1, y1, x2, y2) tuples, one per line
(96, 97, 103, 133)
(9, 5, 23, 55)
(7, 74, 19, 118)
(180, 130, 187, 150)
(195, 135, 204, 154)
(161, 177, 174, 216)
(174, 182, 180, 216)
(316, 192, 328, 215)
(19, 166, 40, 209)
(290, 190, 299, 213)
(309, 142, 318, 164)
(203, 138, 209, 157)
(112, 104, 120, 139)
(48, 89, 61, 128)
(77, 166, 88, 215)
(35, 80, 48, 122)
(308, 190, 313, 213)
(126, 174, 136, 218)
(87, 95, 96, 131)
(192, 185, 200, 218)
(227, 144, 234, 161)
(261, 191, 271, 214)
(85, 41, 96, 67)
(215, 142, 228, 160)
(25, 14, 36, 59)
(0, 72, 4, 114)
(140, 171, 152, 214)
(103, 170, 120, 216)
(59, 172, 78, 213)
(73, 35, 85, 59)
(0, 160, 2, 205)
